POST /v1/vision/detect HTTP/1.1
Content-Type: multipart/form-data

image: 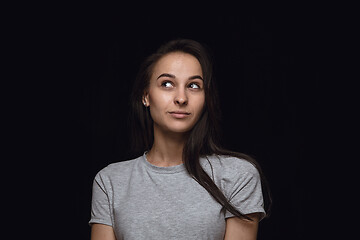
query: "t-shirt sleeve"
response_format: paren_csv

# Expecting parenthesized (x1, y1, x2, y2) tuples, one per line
(223, 161, 266, 220)
(89, 172, 113, 226)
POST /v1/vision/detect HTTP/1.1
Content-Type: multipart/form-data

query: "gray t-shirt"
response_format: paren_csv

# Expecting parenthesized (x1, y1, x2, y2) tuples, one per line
(89, 153, 265, 240)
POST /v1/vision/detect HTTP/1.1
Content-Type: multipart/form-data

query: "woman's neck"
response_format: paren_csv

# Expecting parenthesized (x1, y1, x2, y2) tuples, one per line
(146, 125, 188, 167)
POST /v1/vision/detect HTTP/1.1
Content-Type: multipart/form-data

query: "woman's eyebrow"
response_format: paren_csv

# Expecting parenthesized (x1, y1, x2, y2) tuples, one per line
(188, 75, 203, 81)
(157, 73, 175, 79)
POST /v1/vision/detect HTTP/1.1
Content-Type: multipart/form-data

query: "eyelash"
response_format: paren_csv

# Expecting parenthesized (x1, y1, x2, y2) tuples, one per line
(161, 81, 201, 89)
(161, 81, 173, 88)
(188, 83, 200, 89)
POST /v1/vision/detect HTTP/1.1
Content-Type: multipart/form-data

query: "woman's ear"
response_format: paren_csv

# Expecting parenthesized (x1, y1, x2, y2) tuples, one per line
(142, 91, 149, 107)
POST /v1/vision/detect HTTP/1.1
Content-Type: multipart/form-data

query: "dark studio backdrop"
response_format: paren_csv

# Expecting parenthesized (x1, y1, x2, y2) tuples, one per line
(44, 4, 340, 240)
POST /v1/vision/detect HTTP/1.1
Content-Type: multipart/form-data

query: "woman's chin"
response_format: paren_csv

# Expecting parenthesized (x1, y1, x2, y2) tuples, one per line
(161, 123, 195, 134)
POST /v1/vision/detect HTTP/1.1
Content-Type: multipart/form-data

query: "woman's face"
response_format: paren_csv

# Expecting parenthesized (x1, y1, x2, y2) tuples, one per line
(144, 52, 205, 134)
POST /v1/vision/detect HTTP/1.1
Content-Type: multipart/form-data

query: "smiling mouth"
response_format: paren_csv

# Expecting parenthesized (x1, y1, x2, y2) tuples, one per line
(168, 111, 191, 119)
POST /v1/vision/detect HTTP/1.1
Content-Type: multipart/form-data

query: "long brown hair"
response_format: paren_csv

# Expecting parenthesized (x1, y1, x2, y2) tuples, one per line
(129, 39, 271, 220)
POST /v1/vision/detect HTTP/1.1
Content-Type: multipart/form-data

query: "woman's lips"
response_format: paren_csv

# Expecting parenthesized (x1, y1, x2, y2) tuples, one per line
(168, 111, 191, 119)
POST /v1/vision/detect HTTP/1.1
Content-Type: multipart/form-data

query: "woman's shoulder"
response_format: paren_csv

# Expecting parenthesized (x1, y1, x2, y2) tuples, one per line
(201, 154, 260, 177)
(94, 155, 142, 179)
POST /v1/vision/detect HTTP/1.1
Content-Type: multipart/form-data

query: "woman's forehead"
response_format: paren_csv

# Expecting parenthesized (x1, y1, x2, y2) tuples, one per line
(151, 52, 203, 79)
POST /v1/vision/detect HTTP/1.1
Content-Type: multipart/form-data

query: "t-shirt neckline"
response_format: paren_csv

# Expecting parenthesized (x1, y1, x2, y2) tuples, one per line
(142, 152, 186, 174)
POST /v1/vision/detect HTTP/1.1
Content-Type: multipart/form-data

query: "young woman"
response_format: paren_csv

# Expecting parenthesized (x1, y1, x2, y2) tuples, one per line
(89, 39, 271, 240)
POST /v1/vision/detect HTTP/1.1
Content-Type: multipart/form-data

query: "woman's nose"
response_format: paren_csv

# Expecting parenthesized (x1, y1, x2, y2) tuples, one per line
(174, 89, 188, 105)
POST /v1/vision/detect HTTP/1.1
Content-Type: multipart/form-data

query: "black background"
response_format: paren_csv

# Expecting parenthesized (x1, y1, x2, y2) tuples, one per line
(20, 3, 350, 239)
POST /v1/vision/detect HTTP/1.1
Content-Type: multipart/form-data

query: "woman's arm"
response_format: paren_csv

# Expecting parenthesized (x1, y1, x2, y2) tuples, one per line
(91, 224, 116, 240)
(224, 213, 260, 240)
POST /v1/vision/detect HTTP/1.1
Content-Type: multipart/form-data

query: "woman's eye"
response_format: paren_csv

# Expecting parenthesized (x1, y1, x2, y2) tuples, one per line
(189, 83, 200, 89)
(161, 81, 173, 88)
